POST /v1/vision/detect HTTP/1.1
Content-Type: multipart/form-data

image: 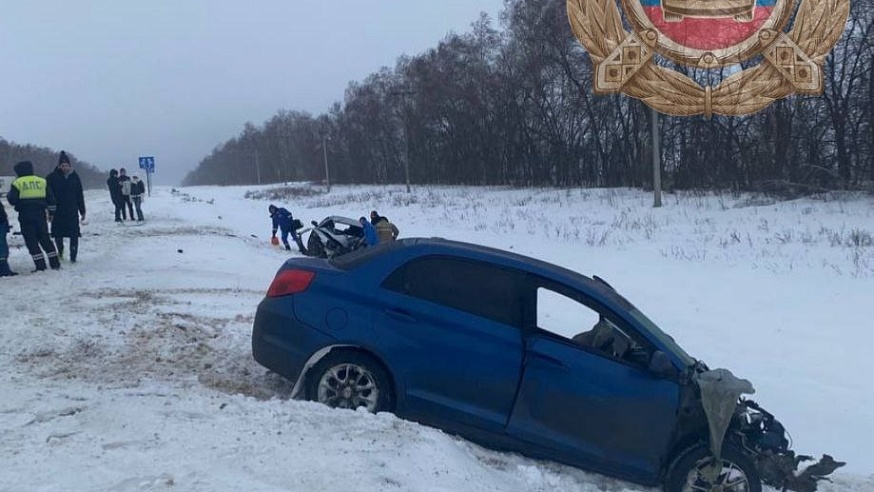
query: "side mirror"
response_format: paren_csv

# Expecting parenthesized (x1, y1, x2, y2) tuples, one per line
(311, 220, 319, 227)
(649, 351, 677, 378)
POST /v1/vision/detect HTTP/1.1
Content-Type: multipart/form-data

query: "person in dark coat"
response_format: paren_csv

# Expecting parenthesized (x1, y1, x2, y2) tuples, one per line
(117, 168, 134, 220)
(107, 169, 123, 222)
(268, 204, 306, 253)
(0, 200, 18, 276)
(46, 151, 86, 262)
(7, 160, 60, 271)
(130, 175, 145, 221)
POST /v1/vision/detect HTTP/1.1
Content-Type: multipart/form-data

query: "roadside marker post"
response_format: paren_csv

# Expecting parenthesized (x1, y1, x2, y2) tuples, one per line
(138, 156, 155, 196)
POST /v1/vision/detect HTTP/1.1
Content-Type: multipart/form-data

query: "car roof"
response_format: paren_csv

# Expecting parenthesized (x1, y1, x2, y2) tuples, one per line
(331, 237, 621, 301)
(323, 215, 360, 226)
(323, 237, 694, 367)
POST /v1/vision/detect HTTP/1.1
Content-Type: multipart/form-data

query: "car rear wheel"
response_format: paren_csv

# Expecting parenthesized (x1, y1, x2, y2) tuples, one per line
(307, 232, 326, 258)
(306, 352, 392, 413)
(665, 443, 761, 492)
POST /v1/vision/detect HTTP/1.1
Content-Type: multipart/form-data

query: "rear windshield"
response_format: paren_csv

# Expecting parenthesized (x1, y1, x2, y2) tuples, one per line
(328, 240, 405, 270)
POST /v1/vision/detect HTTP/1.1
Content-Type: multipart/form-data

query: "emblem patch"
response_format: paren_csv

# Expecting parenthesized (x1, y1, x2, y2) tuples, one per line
(567, 0, 850, 116)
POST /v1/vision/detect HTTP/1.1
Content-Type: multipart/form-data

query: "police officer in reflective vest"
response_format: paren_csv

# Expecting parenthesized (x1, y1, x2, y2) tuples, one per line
(7, 161, 60, 271)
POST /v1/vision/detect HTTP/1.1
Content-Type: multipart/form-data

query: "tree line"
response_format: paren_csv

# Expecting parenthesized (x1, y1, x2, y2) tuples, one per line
(183, 0, 874, 195)
(0, 138, 106, 190)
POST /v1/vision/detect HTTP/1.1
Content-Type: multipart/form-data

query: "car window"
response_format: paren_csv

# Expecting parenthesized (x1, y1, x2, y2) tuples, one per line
(327, 219, 361, 236)
(382, 256, 523, 327)
(537, 288, 599, 339)
(535, 285, 652, 367)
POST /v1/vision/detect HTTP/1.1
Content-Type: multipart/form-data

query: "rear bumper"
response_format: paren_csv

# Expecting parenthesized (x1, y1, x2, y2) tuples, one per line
(251, 296, 336, 383)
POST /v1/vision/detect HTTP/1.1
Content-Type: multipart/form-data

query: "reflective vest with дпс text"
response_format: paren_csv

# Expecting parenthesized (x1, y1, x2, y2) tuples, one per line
(12, 175, 48, 199)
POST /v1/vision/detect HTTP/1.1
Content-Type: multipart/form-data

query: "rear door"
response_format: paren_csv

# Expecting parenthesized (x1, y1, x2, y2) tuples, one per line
(376, 256, 525, 434)
(507, 282, 680, 483)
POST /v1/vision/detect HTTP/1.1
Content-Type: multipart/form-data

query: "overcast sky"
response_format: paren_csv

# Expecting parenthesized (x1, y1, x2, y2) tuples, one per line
(0, 1, 506, 185)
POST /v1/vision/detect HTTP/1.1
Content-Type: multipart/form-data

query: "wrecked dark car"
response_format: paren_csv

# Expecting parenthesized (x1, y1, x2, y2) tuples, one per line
(252, 238, 842, 492)
(302, 215, 366, 259)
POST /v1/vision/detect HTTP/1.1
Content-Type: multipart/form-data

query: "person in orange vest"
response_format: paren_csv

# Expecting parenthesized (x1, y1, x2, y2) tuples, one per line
(370, 210, 399, 243)
(7, 161, 60, 271)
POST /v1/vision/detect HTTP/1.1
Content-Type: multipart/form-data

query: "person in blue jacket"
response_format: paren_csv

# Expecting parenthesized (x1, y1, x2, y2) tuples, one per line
(268, 204, 306, 253)
(359, 217, 379, 247)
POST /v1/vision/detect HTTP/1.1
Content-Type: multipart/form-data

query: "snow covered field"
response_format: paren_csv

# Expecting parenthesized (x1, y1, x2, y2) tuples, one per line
(1, 184, 872, 491)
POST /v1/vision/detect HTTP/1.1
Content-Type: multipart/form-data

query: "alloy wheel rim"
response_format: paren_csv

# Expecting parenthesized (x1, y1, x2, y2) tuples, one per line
(683, 457, 751, 492)
(317, 363, 379, 411)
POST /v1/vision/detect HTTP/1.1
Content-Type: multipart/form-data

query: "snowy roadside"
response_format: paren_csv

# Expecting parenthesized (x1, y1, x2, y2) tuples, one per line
(0, 189, 649, 492)
(1, 185, 872, 491)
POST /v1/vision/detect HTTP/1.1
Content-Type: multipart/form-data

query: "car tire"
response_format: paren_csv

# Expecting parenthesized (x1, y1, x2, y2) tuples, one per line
(306, 352, 393, 413)
(665, 443, 761, 492)
(307, 232, 326, 258)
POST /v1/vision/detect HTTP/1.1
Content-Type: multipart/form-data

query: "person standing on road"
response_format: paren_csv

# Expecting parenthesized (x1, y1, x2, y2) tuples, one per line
(107, 169, 124, 222)
(7, 160, 60, 271)
(0, 200, 18, 277)
(117, 168, 134, 220)
(46, 151, 86, 262)
(130, 175, 145, 221)
(269, 204, 306, 253)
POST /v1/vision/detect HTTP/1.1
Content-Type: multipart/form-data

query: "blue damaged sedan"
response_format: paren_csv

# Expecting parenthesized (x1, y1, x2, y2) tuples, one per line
(252, 238, 837, 492)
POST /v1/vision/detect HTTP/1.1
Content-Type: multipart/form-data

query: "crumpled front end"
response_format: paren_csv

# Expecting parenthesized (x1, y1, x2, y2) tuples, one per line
(691, 368, 845, 492)
(732, 399, 845, 492)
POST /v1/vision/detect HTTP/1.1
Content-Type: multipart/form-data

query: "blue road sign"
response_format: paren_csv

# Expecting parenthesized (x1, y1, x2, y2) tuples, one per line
(138, 156, 155, 173)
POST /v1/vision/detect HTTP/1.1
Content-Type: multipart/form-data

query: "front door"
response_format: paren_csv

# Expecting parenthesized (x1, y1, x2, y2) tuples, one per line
(507, 284, 680, 483)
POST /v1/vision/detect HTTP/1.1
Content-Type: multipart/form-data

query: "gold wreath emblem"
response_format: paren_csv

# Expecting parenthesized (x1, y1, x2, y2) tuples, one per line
(567, 0, 850, 117)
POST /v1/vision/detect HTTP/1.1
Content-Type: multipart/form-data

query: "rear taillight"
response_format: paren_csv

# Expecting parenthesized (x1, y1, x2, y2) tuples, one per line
(266, 269, 315, 298)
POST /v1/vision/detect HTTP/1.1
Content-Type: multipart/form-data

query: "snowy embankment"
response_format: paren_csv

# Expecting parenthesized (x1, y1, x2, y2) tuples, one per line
(1, 185, 872, 491)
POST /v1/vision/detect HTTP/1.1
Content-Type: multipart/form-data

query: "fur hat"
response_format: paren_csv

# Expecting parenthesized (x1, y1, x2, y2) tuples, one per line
(59, 151, 70, 165)
(13, 161, 34, 177)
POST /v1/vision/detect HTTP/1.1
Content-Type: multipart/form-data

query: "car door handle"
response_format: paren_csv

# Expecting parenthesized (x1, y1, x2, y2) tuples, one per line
(527, 351, 569, 371)
(384, 309, 417, 324)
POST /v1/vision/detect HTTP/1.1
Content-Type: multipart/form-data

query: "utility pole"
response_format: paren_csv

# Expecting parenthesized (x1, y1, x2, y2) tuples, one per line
(322, 132, 331, 193)
(254, 147, 262, 185)
(651, 107, 663, 208)
(391, 88, 415, 193)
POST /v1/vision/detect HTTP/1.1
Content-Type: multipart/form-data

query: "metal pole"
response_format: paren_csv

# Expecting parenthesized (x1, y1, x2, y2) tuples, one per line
(651, 107, 663, 208)
(146, 169, 152, 197)
(254, 147, 261, 185)
(402, 95, 411, 193)
(322, 134, 331, 193)
(391, 89, 415, 193)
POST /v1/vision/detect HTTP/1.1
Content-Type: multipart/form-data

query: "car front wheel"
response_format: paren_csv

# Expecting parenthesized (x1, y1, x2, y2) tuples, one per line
(665, 443, 761, 492)
(306, 352, 392, 413)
